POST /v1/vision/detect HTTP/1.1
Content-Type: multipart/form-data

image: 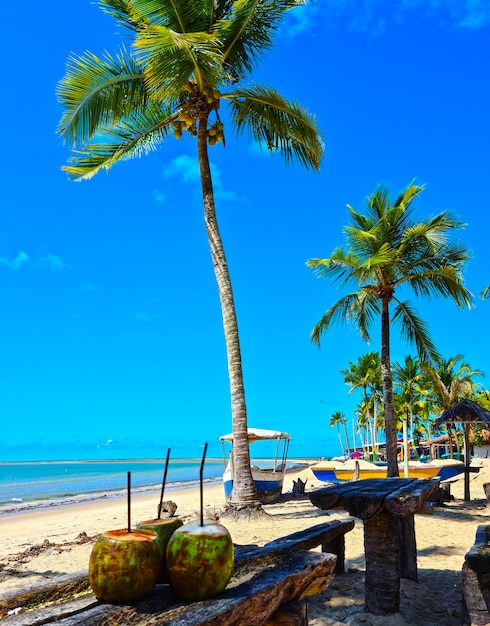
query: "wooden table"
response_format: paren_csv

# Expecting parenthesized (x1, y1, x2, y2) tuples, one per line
(310, 477, 441, 615)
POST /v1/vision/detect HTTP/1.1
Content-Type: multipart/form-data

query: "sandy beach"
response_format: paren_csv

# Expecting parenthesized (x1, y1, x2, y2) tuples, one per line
(1, 462, 490, 625)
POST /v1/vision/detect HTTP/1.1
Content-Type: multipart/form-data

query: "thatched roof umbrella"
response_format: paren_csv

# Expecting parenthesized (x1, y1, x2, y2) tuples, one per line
(433, 399, 490, 501)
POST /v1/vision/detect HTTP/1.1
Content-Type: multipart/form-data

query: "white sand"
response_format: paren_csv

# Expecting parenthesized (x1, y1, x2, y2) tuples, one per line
(2, 463, 490, 625)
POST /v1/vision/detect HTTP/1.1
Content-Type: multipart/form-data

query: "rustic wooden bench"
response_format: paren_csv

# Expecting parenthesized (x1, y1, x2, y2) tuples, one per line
(462, 523, 490, 626)
(0, 518, 355, 626)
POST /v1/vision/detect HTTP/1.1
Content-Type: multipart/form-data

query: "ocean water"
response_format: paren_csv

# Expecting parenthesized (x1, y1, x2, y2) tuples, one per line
(0, 459, 225, 513)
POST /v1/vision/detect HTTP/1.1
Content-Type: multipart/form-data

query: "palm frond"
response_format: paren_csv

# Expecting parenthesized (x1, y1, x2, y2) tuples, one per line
(307, 249, 368, 287)
(98, 0, 147, 31)
(227, 84, 323, 171)
(311, 291, 379, 346)
(56, 47, 147, 146)
(481, 285, 490, 300)
(100, 0, 212, 31)
(216, 0, 303, 80)
(62, 106, 174, 180)
(134, 25, 222, 97)
(391, 299, 440, 363)
(403, 266, 473, 308)
(393, 181, 424, 211)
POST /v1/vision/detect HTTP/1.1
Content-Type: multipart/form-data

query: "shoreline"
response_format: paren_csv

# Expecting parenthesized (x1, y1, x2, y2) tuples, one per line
(0, 476, 223, 518)
(0, 459, 312, 514)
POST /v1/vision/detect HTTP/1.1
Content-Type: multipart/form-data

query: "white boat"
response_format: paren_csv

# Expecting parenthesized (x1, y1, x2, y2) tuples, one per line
(220, 428, 291, 504)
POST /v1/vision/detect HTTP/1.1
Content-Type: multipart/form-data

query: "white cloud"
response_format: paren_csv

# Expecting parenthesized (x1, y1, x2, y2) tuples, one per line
(39, 254, 70, 271)
(163, 155, 201, 184)
(286, 0, 490, 33)
(161, 154, 245, 203)
(0, 251, 30, 270)
(152, 189, 166, 204)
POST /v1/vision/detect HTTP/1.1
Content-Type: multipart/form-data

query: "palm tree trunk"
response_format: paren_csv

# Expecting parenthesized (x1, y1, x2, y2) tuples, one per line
(197, 117, 258, 507)
(381, 297, 399, 477)
(343, 420, 351, 456)
(336, 424, 346, 458)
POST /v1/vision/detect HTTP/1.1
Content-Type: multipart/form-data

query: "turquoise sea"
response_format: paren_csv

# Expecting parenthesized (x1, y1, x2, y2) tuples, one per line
(0, 459, 225, 514)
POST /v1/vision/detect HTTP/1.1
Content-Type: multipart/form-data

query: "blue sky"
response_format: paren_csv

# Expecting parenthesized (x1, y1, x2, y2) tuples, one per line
(0, 1, 489, 462)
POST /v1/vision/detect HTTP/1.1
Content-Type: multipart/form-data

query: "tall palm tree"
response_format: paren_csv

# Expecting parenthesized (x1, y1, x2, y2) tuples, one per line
(341, 352, 381, 457)
(425, 354, 482, 412)
(330, 411, 347, 458)
(424, 354, 483, 457)
(393, 354, 423, 444)
(57, 0, 323, 514)
(330, 410, 352, 458)
(307, 182, 472, 476)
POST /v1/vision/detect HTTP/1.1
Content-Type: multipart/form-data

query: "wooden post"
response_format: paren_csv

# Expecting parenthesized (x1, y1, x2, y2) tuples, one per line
(398, 515, 417, 581)
(322, 534, 345, 574)
(363, 511, 400, 615)
(464, 423, 471, 502)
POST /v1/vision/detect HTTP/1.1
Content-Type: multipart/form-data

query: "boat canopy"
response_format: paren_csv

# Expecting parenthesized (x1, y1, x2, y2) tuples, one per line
(219, 428, 290, 443)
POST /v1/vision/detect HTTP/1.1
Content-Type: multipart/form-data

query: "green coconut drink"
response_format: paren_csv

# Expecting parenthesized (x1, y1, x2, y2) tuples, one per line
(166, 519, 234, 600)
(89, 528, 161, 602)
(136, 517, 183, 583)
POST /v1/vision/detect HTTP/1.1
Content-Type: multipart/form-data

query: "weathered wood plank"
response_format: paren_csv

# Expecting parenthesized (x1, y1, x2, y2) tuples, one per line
(384, 479, 440, 518)
(0, 571, 90, 617)
(308, 480, 380, 511)
(398, 515, 417, 582)
(465, 524, 490, 574)
(462, 561, 490, 626)
(4, 551, 335, 626)
(2, 596, 106, 626)
(338, 479, 413, 520)
(234, 519, 354, 577)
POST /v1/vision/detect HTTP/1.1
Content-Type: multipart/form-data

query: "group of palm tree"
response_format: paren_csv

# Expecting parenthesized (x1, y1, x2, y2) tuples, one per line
(56, 1, 487, 510)
(330, 352, 487, 462)
(307, 182, 480, 477)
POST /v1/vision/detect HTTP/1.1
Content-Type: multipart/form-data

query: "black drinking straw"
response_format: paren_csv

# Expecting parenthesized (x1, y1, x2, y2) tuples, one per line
(157, 448, 171, 519)
(199, 443, 208, 526)
(127, 471, 131, 533)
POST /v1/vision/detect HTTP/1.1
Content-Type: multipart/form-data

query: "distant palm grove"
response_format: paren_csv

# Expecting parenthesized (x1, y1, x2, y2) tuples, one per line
(308, 182, 478, 476)
(330, 351, 488, 463)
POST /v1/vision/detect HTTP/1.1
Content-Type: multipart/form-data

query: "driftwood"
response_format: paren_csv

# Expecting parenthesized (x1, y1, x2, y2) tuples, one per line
(292, 478, 307, 496)
(156, 501, 178, 518)
(1, 552, 335, 626)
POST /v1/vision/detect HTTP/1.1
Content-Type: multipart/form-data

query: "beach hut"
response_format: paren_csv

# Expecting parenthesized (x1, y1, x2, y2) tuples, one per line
(433, 399, 490, 501)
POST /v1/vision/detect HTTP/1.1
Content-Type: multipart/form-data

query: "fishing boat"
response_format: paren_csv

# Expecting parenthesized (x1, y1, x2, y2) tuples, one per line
(332, 459, 441, 481)
(310, 462, 343, 483)
(220, 428, 290, 504)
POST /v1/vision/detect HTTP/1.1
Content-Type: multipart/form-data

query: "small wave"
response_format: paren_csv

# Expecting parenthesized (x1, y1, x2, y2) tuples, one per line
(11, 498, 23, 502)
